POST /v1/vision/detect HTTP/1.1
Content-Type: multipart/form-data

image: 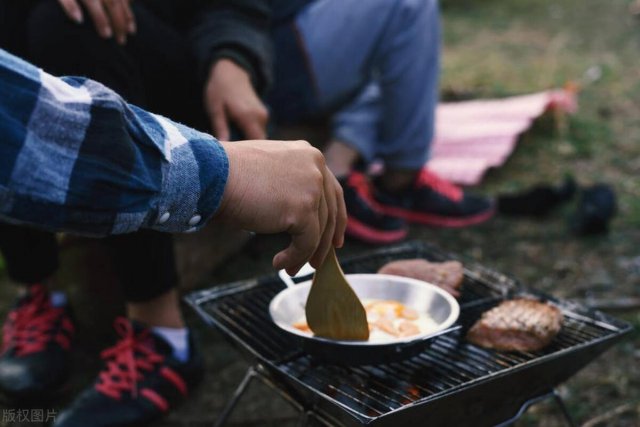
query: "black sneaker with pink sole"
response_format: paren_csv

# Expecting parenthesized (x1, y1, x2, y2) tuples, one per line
(0, 284, 75, 401)
(375, 169, 495, 227)
(54, 318, 203, 427)
(339, 172, 408, 245)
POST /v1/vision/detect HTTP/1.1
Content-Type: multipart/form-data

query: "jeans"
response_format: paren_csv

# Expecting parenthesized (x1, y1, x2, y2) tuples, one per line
(271, 0, 441, 170)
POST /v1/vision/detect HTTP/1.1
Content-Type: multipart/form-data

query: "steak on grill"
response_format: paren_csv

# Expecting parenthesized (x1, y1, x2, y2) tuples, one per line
(378, 259, 464, 297)
(466, 298, 563, 352)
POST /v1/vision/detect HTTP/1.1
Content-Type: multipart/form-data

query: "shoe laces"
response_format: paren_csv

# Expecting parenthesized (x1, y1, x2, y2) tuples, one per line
(416, 169, 463, 202)
(347, 172, 383, 210)
(95, 318, 164, 400)
(2, 284, 71, 357)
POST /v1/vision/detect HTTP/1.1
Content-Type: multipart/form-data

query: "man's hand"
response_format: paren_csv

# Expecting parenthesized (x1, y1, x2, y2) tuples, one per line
(217, 140, 347, 275)
(57, 0, 136, 45)
(205, 59, 269, 141)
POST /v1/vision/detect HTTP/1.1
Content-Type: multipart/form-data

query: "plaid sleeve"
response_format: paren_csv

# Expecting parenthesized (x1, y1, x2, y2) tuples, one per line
(0, 48, 228, 236)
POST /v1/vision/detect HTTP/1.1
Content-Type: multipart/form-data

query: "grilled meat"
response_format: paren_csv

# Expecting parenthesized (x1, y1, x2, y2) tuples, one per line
(466, 299, 563, 352)
(378, 259, 464, 297)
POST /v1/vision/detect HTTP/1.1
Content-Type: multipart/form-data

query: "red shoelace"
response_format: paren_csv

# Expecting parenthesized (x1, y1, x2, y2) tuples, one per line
(416, 169, 463, 202)
(347, 172, 384, 209)
(2, 284, 73, 357)
(95, 318, 164, 400)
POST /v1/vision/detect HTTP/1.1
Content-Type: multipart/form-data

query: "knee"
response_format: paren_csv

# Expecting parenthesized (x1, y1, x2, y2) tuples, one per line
(25, 1, 92, 69)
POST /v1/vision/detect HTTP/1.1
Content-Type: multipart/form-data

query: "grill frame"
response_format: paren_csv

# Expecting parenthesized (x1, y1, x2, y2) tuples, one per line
(186, 241, 632, 426)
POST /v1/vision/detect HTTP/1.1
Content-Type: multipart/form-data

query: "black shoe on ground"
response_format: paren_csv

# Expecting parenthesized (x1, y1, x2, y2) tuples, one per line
(0, 284, 75, 401)
(339, 171, 408, 244)
(375, 169, 495, 227)
(54, 318, 204, 427)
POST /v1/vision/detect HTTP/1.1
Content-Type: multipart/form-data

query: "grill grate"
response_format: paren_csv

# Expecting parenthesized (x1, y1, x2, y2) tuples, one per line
(187, 241, 632, 426)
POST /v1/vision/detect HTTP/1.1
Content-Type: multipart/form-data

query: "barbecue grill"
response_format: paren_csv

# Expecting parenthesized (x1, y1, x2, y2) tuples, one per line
(185, 241, 632, 426)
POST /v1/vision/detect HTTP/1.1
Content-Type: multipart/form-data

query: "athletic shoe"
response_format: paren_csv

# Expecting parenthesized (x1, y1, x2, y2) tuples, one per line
(54, 318, 203, 427)
(0, 284, 75, 400)
(375, 168, 495, 227)
(340, 172, 408, 244)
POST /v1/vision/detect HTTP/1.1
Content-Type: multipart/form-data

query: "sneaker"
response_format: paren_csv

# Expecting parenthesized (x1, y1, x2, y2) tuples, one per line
(340, 171, 408, 244)
(375, 169, 495, 227)
(54, 318, 204, 427)
(0, 284, 75, 400)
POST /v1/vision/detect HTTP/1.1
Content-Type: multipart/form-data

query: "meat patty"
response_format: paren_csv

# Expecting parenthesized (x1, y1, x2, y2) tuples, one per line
(466, 299, 563, 352)
(377, 259, 464, 297)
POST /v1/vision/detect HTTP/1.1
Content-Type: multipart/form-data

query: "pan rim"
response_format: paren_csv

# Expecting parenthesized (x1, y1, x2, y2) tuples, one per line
(269, 273, 461, 346)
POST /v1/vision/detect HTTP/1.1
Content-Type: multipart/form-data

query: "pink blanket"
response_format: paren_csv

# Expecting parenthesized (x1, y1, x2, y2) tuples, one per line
(427, 89, 577, 185)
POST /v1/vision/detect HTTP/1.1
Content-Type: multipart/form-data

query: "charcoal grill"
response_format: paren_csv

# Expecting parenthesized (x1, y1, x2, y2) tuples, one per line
(185, 241, 632, 426)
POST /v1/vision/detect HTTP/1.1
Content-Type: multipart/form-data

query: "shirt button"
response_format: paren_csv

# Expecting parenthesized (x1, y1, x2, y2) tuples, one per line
(188, 215, 202, 226)
(158, 212, 171, 224)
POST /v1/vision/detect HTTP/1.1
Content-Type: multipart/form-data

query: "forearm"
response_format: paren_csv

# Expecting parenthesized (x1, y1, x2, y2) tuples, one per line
(0, 49, 228, 236)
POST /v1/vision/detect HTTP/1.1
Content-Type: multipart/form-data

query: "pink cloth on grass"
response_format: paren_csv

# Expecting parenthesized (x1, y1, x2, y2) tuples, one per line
(427, 89, 577, 185)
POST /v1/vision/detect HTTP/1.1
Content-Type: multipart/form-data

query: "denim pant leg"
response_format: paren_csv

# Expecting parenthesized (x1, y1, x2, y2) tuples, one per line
(293, 0, 441, 170)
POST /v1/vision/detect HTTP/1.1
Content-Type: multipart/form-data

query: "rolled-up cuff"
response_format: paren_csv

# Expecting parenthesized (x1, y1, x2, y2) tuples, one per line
(148, 117, 228, 234)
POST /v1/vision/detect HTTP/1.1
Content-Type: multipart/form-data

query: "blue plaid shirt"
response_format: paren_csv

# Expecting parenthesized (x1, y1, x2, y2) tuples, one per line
(0, 49, 228, 236)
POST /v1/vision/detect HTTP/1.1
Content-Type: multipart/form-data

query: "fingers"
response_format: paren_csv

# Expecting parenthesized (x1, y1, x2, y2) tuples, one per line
(82, 0, 112, 38)
(310, 169, 337, 267)
(103, 0, 135, 44)
(273, 217, 321, 276)
(231, 104, 269, 140)
(122, 0, 136, 33)
(211, 104, 230, 141)
(58, 0, 84, 23)
(309, 190, 331, 268)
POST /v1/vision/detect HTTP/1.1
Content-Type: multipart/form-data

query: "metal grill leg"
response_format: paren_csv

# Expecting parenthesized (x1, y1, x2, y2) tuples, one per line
(552, 389, 577, 427)
(214, 367, 259, 427)
(215, 365, 318, 427)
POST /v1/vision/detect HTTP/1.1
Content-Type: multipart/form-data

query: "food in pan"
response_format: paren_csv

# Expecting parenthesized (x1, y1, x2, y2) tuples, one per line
(293, 299, 439, 342)
(377, 259, 464, 297)
(466, 298, 563, 352)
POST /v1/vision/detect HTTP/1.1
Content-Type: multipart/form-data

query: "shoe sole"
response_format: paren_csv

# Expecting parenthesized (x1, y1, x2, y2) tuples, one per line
(380, 205, 496, 227)
(345, 217, 408, 245)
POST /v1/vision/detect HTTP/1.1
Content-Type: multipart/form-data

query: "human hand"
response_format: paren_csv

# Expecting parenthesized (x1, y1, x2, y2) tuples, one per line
(217, 140, 347, 275)
(57, 0, 136, 45)
(205, 59, 269, 141)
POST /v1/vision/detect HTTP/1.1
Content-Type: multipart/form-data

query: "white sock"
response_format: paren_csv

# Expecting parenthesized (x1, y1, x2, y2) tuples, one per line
(50, 291, 67, 307)
(152, 327, 190, 362)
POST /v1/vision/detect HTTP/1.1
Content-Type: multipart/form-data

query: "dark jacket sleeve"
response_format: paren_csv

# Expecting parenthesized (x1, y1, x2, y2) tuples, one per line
(189, 0, 273, 93)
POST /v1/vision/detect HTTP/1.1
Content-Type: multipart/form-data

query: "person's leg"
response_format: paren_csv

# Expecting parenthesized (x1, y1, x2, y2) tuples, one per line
(0, 1, 76, 399)
(271, 0, 440, 244)
(0, 223, 75, 399)
(292, 0, 440, 169)
(104, 230, 183, 328)
(276, 0, 494, 229)
(0, 223, 58, 287)
(22, 2, 203, 423)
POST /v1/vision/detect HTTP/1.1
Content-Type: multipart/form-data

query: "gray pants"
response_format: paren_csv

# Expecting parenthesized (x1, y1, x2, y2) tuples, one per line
(276, 0, 440, 170)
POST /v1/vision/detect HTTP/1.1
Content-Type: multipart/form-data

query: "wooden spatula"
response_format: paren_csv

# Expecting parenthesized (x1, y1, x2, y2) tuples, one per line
(305, 248, 369, 341)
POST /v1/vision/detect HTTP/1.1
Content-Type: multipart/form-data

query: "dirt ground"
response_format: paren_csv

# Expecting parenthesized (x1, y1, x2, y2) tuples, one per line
(1, 0, 639, 426)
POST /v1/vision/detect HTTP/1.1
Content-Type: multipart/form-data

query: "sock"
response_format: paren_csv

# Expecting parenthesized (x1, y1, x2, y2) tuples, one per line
(50, 291, 67, 307)
(152, 327, 190, 362)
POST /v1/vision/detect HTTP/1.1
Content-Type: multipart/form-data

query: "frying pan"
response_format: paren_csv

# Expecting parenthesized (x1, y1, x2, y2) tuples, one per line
(269, 269, 460, 365)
